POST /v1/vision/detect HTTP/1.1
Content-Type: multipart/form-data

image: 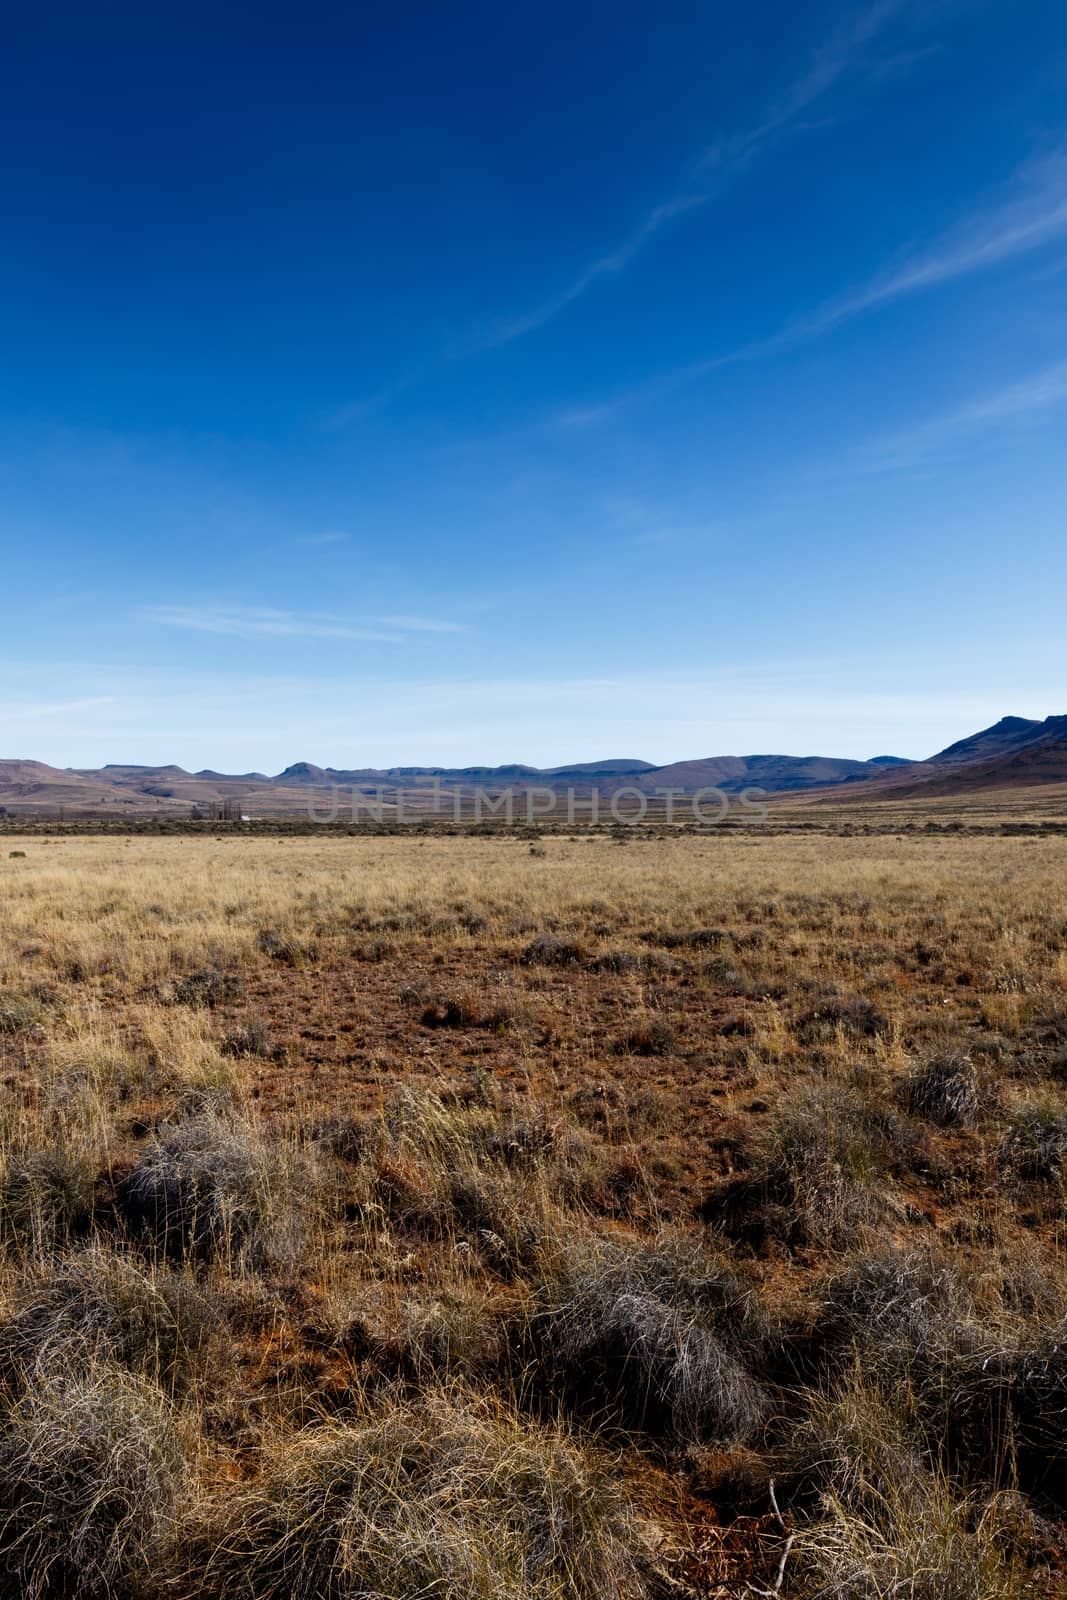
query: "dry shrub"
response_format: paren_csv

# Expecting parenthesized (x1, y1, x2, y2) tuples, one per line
(345, 1089, 606, 1272)
(220, 1016, 272, 1058)
(642, 927, 730, 951)
(814, 1244, 1067, 1505)
(793, 1370, 1028, 1600)
(521, 934, 587, 967)
(532, 1231, 767, 1446)
(257, 927, 317, 968)
(172, 1389, 650, 1600)
(0, 1147, 97, 1255)
(172, 968, 244, 1009)
(1000, 1326, 1067, 1506)
(998, 1101, 1067, 1184)
(116, 1110, 327, 1270)
(566, 1081, 678, 1143)
(795, 995, 891, 1045)
(0, 1357, 185, 1600)
(0, 1244, 224, 1398)
(614, 1018, 676, 1057)
(712, 1081, 904, 1250)
(816, 1246, 979, 1358)
(898, 1051, 984, 1127)
(0, 986, 54, 1037)
(396, 1288, 505, 1382)
(418, 990, 530, 1032)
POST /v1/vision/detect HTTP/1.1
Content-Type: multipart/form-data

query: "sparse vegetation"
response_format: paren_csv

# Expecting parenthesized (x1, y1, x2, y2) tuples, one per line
(0, 825, 1065, 1592)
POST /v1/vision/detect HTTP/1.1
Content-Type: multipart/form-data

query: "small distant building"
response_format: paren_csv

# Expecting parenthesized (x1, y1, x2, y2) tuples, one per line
(191, 798, 245, 822)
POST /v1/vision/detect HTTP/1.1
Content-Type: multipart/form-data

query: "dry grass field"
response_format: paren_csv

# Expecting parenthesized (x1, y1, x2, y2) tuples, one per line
(1, 825, 1067, 1596)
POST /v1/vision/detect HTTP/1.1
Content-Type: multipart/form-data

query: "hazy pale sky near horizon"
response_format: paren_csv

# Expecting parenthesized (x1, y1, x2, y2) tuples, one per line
(2, 0, 1066, 770)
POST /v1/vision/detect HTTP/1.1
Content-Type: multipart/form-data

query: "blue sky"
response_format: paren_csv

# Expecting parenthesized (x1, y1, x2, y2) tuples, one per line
(2, 0, 1066, 770)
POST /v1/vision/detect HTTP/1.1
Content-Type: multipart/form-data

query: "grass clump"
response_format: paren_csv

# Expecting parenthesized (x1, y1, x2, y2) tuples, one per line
(220, 1016, 272, 1058)
(713, 1081, 904, 1250)
(792, 1370, 1029, 1599)
(532, 1231, 767, 1446)
(614, 1018, 677, 1057)
(0, 1244, 223, 1398)
(116, 1110, 325, 1270)
(343, 1089, 608, 1272)
(0, 1358, 185, 1600)
(173, 1389, 650, 1600)
(0, 988, 49, 1037)
(172, 968, 243, 1009)
(998, 1101, 1067, 1184)
(795, 994, 891, 1045)
(521, 934, 587, 967)
(898, 1051, 984, 1127)
(0, 1147, 97, 1255)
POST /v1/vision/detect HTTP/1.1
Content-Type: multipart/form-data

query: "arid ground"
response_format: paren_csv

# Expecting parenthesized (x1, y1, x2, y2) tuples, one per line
(1, 822, 1066, 1596)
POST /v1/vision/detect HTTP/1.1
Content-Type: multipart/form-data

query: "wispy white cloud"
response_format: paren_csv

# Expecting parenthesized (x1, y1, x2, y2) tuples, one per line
(550, 145, 1067, 427)
(326, 373, 423, 429)
(140, 605, 466, 642)
(4, 696, 118, 721)
(143, 605, 400, 642)
(10, 656, 1065, 770)
(477, 0, 908, 350)
(701, 0, 904, 170)
(370, 614, 467, 634)
(858, 357, 1067, 469)
(786, 146, 1067, 341)
(481, 192, 709, 349)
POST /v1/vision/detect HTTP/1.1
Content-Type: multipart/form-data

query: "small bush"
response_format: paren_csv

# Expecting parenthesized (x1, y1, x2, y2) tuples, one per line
(713, 1083, 900, 1250)
(172, 968, 244, 1009)
(816, 1247, 977, 1360)
(521, 934, 586, 967)
(257, 928, 316, 967)
(644, 927, 729, 950)
(1000, 1327, 1067, 1504)
(790, 1368, 1030, 1596)
(418, 991, 526, 1032)
(899, 1052, 983, 1127)
(533, 1232, 767, 1445)
(998, 1103, 1067, 1184)
(795, 995, 891, 1045)
(811, 1246, 1067, 1498)
(173, 1390, 650, 1600)
(0, 1149, 96, 1255)
(591, 949, 643, 974)
(353, 1091, 602, 1275)
(614, 1018, 677, 1057)
(0, 1245, 223, 1398)
(116, 1111, 322, 1269)
(0, 1359, 185, 1600)
(0, 994, 44, 1036)
(220, 1016, 272, 1057)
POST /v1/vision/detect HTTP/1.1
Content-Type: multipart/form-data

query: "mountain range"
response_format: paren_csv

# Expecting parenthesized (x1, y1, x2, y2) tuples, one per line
(1, 715, 1065, 817)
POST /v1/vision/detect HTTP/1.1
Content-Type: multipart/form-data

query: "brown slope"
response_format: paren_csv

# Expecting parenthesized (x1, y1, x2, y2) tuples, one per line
(885, 736, 1067, 798)
(627, 753, 894, 795)
(929, 714, 1067, 766)
(0, 760, 154, 810)
(804, 733, 1067, 804)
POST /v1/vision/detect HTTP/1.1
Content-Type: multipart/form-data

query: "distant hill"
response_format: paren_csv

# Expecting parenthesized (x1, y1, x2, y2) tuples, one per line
(625, 753, 897, 795)
(804, 714, 1067, 804)
(0, 749, 909, 814)
(850, 735, 1067, 801)
(3, 716, 1064, 816)
(929, 715, 1067, 768)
